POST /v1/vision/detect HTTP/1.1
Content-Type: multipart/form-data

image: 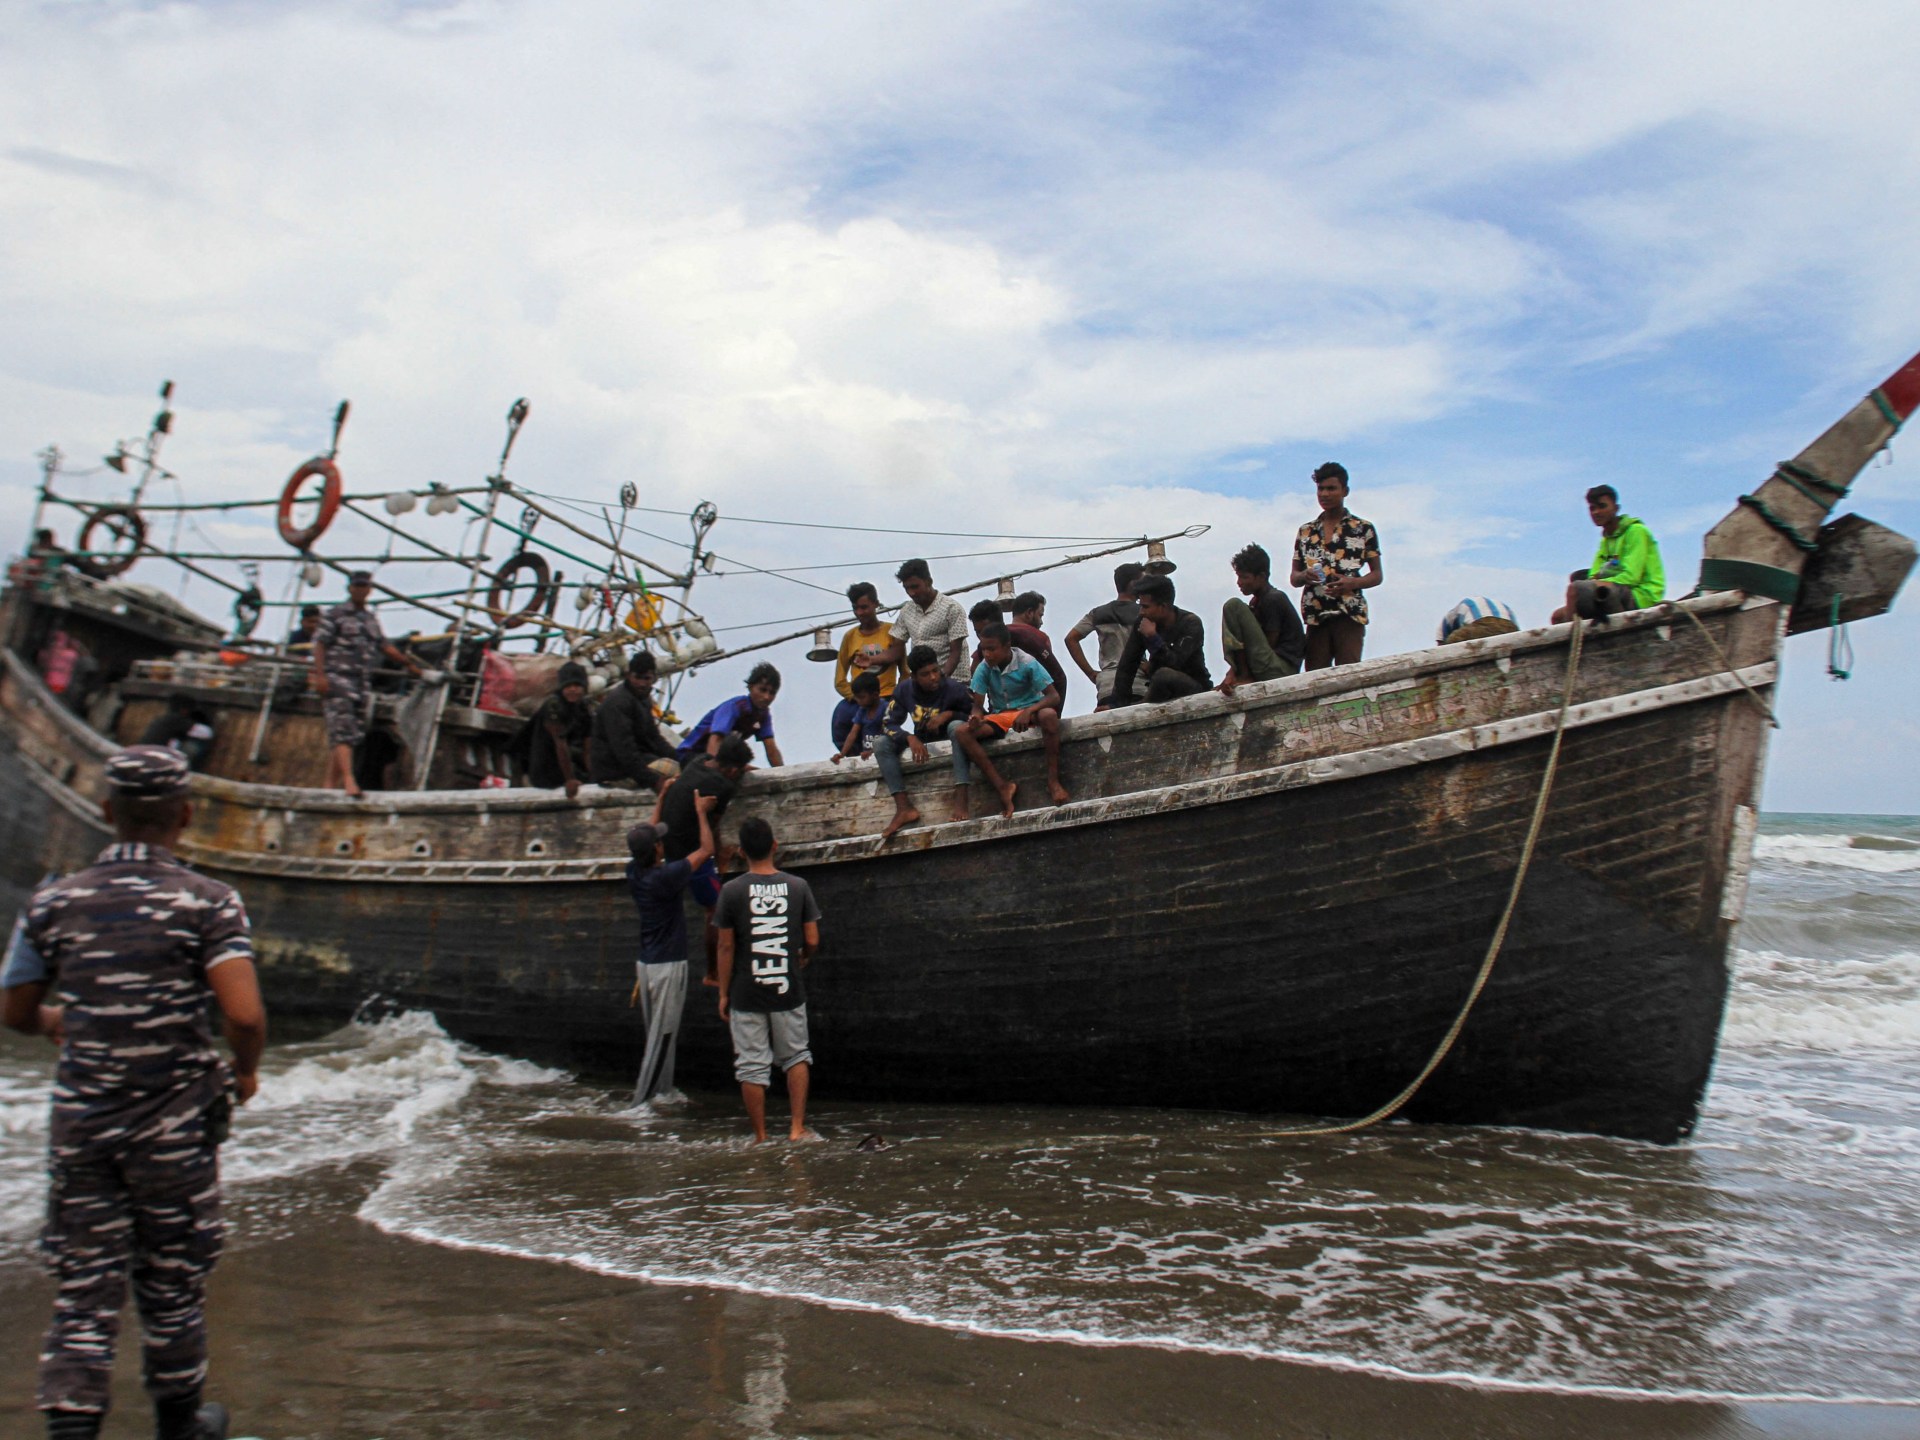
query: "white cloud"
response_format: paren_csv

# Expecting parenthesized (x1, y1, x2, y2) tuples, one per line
(2, 1, 1917, 804)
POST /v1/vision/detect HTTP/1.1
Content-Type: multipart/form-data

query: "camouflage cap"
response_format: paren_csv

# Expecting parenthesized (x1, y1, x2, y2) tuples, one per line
(104, 744, 192, 798)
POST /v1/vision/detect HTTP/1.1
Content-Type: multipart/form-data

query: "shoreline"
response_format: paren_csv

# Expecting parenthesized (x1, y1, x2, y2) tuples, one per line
(4, 1165, 1915, 1440)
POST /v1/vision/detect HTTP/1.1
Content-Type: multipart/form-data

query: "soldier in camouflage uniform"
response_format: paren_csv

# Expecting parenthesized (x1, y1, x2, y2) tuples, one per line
(2, 745, 267, 1440)
(310, 569, 422, 797)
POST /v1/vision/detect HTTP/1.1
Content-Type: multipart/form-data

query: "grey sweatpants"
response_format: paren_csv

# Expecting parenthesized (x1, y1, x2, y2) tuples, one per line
(634, 961, 689, 1104)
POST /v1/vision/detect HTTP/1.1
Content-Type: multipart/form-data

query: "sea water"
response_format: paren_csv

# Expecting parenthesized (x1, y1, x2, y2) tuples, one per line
(2, 814, 1917, 1405)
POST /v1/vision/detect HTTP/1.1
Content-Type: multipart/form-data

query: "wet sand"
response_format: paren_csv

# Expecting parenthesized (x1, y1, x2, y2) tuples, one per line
(1, 1165, 1912, 1440)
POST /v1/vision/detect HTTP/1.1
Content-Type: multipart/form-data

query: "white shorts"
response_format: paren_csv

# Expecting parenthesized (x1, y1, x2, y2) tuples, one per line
(729, 1006, 811, 1087)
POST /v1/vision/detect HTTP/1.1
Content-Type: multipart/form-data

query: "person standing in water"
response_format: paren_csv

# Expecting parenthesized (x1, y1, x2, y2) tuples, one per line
(714, 818, 822, 1143)
(1290, 462, 1382, 670)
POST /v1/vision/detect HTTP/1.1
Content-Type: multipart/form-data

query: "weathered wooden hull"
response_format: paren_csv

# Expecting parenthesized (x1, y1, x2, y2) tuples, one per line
(0, 595, 1778, 1142)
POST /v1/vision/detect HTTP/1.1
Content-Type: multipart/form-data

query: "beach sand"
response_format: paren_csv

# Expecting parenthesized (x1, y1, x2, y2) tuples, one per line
(1, 1165, 1912, 1440)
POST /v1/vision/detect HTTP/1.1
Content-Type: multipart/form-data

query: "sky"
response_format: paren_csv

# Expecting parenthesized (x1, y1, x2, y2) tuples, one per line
(4, 0, 1920, 810)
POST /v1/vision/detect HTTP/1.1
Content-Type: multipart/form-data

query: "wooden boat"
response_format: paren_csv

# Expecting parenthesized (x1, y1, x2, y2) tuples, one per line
(2, 358, 1916, 1142)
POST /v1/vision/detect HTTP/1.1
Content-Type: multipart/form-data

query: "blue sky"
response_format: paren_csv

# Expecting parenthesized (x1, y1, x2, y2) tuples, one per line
(3, 0, 1918, 809)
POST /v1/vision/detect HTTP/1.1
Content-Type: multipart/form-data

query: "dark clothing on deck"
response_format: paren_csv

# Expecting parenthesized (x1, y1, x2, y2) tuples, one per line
(660, 757, 737, 863)
(1223, 585, 1305, 682)
(526, 691, 592, 789)
(880, 675, 972, 743)
(589, 681, 679, 787)
(6, 842, 251, 1414)
(716, 869, 820, 1014)
(1111, 606, 1211, 705)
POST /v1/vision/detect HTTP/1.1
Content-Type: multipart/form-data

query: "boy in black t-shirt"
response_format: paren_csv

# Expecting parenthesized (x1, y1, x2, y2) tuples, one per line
(659, 733, 753, 980)
(714, 817, 822, 1143)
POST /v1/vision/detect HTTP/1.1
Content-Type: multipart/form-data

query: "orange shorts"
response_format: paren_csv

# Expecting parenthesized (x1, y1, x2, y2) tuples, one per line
(977, 711, 1023, 734)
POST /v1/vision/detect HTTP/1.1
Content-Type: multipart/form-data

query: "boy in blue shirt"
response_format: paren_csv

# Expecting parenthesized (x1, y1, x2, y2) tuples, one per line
(677, 662, 785, 767)
(829, 672, 887, 764)
(950, 623, 1067, 821)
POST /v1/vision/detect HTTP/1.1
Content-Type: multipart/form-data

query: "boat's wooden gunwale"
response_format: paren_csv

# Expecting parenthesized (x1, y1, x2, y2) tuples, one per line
(1, 592, 1751, 818)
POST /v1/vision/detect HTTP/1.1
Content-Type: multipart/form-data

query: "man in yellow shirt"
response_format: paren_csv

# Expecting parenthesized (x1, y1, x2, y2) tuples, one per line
(834, 582, 902, 699)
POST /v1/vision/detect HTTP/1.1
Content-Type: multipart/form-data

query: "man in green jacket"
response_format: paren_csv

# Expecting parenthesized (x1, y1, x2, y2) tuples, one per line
(1552, 485, 1665, 622)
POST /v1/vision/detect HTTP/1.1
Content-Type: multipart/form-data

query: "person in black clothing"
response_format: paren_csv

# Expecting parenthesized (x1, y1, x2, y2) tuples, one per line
(526, 662, 592, 797)
(1111, 574, 1211, 705)
(659, 733, 754, 979)
(1218, 543, 1305, 694)
(138, 694, 216, 770)
(589, 651, 680, 792)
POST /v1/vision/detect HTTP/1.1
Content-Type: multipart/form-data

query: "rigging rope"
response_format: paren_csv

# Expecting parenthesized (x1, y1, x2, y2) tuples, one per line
(1255, 620, 1586, 1139)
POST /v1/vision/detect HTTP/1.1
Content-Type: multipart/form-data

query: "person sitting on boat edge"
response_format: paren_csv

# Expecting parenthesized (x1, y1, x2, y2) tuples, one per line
(714, 816, 823, 1143)
(870, 645, 973, 839)
(1219, 543, 1304, 695)
(1110, 574, 1211, 705)
(967, 592, 1070, 709)
(660, 733, 755, 980)
(311, 569, 425, 799)
(626, 788, 720, 1106)
(1291, 462, 1382, 670)
(889, 558, 969, 678)
(1550, 485, 1666, 623)
(834, 581, 903, 699)
(951, 622, 1069, 821)
(526, 661, 593, 798)
(1438, 597, 1520, 645)
(829, 671, 887, 765)
(589, 650, 681, 793)
(677, 662, 785, 768)
(1066, 562, 1149, 709)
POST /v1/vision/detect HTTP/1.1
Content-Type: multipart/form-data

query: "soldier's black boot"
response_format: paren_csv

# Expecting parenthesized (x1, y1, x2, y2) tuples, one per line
(45, 1409, 103, 1440)
(154, 1394, 228, 1440)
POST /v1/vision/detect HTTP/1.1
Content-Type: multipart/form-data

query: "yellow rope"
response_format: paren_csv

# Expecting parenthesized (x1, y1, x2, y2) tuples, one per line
(1679, 603, 1779, 728)
(1256, 619, 1586, 1139)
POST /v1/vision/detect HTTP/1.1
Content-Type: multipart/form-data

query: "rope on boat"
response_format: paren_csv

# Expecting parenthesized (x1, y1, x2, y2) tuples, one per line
(1256, 621, 1586, 1139)
(1679, 604, 1780, 728)
(1775, 459, 1847, 499)
(1736, 493, 1821, 553)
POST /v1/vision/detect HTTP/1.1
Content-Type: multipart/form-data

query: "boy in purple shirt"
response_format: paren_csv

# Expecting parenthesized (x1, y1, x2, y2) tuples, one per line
(677, 662, 785, 767)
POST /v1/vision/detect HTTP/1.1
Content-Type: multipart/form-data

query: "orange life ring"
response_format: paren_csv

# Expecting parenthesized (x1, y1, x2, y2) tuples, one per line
(486, 551, 553, 628)
(75, 505, 147, 578)
(278, 457, 343, 549)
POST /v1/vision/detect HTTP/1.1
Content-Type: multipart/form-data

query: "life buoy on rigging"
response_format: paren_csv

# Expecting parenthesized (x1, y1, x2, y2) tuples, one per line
(75, 505, 147, 579)
(278, 458, 343, 550)
(486, 551, 553, 628)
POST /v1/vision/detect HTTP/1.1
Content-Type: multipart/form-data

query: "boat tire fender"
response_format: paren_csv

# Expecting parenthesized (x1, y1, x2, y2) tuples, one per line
(75, 505, 147, 579)
(278, 458, 343, 550)
(488, 551, 553, 628)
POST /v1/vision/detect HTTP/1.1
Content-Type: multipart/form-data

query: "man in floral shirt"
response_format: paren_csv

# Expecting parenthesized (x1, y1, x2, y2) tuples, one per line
(1290, 462, 1383, 669)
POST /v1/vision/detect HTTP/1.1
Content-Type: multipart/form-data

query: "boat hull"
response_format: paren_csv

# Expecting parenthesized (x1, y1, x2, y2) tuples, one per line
(0, 600, 1771, 1142)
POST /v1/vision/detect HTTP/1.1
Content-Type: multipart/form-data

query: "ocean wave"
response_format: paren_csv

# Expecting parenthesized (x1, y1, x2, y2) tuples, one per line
(1723, 949, 1920, 1054)
(1754, 834, 1920, 874)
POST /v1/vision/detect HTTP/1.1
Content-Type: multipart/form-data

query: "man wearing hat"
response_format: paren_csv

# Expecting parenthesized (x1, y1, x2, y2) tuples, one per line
(2, 746, 267, 1440)
(309, 570, 423, 797)
(526, 661, 594, 798)
(625, 788, 719, 1103)
(589, 650, 682, 793)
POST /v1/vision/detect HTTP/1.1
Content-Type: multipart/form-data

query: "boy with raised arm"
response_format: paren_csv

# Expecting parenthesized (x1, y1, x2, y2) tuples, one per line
(626, 787, 720, 1104)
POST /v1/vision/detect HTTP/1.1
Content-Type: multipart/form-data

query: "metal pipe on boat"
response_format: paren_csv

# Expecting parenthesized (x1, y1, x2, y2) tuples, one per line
(696, 524, 1209, 668)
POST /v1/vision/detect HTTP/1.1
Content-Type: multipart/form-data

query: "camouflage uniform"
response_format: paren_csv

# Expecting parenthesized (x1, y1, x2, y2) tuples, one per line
(314, 601, 387, 747)
(1, 748, 253, 1420)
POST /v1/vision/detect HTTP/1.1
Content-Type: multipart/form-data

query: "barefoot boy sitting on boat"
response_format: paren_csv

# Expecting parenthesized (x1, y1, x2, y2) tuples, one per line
(950, 623, 1068, 821)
